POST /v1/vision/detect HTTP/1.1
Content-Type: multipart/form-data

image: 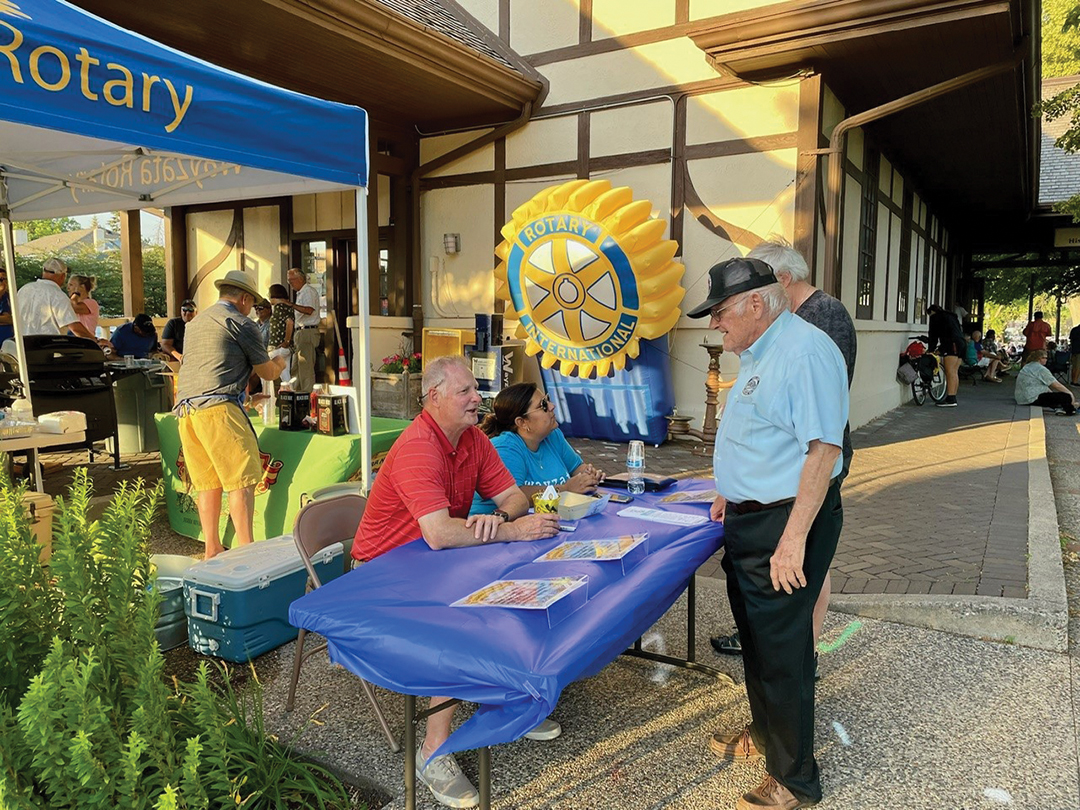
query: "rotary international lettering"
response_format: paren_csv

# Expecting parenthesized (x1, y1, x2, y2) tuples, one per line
(0, 19, 193, 132)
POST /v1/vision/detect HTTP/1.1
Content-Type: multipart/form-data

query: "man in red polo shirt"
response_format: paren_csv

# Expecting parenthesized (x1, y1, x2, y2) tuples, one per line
(352, 355, 560, 809)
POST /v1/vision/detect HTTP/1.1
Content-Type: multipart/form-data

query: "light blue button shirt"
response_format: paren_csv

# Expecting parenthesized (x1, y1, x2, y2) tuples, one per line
(713, 309, 849, 504)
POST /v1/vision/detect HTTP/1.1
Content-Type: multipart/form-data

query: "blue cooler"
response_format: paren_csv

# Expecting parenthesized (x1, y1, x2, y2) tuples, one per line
(183, 536, 344, 662)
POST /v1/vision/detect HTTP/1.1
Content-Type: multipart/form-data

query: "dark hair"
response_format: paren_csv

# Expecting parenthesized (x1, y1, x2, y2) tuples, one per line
(927, 304, 943, 314)
(1035, 311, 1044, 319)
(269, 283, 289, 299)
(985, 329, 996, 338)
(479, 382, 538, 437)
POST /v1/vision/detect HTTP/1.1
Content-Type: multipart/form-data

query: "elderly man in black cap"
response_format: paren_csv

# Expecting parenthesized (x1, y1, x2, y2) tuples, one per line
(688, 257, 848, 810)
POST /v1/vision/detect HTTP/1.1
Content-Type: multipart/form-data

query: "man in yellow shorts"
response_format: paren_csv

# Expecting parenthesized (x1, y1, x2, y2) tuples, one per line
(174, 270, 285, 558)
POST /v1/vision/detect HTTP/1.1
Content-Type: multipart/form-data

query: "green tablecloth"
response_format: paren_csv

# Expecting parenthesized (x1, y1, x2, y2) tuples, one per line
(155, 413, 410, 544)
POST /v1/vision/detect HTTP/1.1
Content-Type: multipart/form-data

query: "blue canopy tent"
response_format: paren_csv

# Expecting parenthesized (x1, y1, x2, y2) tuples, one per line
(0, 0, 377, 489)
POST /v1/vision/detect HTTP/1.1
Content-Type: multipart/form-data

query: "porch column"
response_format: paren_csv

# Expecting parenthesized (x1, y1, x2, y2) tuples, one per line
(164, 207, 187, 314)
(120, 209, 144, 316)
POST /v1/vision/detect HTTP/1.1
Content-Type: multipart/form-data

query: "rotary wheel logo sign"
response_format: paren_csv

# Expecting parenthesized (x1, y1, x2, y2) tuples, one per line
(495, 179, 685, 377)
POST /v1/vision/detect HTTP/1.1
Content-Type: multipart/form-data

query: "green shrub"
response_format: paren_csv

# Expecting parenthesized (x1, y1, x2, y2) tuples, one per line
(0, 466, 355, 809)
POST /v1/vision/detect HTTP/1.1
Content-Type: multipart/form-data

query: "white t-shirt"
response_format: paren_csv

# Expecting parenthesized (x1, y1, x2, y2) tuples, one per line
(295, 283, 320, 328)
(18, 279, 78, 335)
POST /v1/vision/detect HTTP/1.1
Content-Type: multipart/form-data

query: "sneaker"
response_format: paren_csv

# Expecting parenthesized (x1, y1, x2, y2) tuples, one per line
(415, 746, 479, 809)
(936, 397, 958, 407)
(523, 718, 562, 741)
(737, 775, 809, 809)
(709, 630, 743, 656)
(709, 725, 764, 761)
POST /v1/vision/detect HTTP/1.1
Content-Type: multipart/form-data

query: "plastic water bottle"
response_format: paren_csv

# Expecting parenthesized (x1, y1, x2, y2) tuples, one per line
(627, 440, 645, 495)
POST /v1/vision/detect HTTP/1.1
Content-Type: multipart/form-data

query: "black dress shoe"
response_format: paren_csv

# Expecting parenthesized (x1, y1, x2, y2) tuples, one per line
(710, 631, 743, 656)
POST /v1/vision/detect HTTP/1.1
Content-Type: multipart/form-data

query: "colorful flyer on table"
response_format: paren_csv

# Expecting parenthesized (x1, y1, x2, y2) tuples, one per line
(533, 533, 649, 562)
(659, 489, 719, 504)
(452, 576, 589, 610)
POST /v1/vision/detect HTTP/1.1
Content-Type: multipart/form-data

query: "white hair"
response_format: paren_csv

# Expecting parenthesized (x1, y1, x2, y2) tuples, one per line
(732, 283, 790, 320)
(422, 355, 470, 400)
(748, 238, 810, 284)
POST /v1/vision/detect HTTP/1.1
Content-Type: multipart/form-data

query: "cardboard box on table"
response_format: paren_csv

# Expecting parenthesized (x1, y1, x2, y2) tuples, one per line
(182, 535, 345, 662)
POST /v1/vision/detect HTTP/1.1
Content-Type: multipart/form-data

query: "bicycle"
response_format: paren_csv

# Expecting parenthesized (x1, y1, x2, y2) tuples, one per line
(898, 336, 947, 405)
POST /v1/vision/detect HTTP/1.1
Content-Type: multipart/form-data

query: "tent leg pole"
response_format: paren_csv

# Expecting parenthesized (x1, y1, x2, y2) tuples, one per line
(0, 208, 33, 411)
(355, 188, 372, 495)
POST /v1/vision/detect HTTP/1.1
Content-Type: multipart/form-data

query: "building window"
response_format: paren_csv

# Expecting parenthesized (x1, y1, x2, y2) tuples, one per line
(855, 148, 879, 320)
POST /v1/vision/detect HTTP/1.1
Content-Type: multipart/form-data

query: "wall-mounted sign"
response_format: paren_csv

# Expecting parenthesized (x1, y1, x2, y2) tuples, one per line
(1054, 228, 1080, 247)
(494, 179, 685, 377)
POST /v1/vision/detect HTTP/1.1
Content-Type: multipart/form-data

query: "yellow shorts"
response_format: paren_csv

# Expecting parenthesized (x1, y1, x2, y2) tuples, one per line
(178, 402, 262, 493)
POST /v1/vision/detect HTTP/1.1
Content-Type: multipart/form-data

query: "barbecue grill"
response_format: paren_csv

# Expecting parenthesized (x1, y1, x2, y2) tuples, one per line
(23, 335, 120, 468)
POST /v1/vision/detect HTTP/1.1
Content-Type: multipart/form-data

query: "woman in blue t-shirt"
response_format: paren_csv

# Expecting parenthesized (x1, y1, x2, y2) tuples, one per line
(471, 383, 604, 515)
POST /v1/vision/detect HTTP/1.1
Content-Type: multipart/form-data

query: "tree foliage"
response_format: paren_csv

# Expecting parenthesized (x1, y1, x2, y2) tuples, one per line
(1037, 3, 1080, 220)
(1043, 0, 1080, 78)
(12, 243, 167, 318)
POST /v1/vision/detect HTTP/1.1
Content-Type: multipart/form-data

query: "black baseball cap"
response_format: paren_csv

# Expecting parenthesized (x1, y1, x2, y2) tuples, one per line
(686, 257, 778, 319)
(133, 313, 156, 333)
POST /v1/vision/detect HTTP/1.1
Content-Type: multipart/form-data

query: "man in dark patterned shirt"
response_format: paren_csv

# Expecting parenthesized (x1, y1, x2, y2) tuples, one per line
(711, 239, 856, 674)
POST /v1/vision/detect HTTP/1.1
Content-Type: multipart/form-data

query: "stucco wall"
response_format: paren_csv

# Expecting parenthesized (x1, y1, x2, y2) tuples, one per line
(406, 7, 954, 436)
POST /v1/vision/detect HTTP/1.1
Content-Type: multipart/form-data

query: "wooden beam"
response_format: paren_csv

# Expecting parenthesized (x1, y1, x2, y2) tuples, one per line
(795, 74, 822, 281)
(121, 210, 144, 317)
(163, 207, 187, 315)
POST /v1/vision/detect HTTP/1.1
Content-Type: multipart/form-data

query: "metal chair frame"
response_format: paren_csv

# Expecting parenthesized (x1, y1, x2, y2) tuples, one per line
(286, 492, 400, 752)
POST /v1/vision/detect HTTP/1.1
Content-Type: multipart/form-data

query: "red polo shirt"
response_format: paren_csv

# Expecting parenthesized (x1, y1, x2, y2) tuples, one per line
(351, 410, 517, 561)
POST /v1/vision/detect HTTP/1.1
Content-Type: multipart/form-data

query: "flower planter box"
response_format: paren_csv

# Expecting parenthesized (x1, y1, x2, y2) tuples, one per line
(371, 371, 421, 420)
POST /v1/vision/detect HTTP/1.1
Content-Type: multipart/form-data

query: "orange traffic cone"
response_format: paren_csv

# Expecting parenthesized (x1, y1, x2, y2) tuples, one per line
(337, 348, 351, 385)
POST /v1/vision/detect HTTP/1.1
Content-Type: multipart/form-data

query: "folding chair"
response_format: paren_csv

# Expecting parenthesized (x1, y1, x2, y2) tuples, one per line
(286, 493, 400, 752)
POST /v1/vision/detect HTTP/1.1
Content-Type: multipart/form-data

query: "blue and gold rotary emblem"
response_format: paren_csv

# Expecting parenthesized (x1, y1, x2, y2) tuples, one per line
(495, 180, 686, 377)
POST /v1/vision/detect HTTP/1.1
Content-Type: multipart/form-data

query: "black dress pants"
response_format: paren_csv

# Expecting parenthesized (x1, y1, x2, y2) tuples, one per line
(720, 479, 843, 804)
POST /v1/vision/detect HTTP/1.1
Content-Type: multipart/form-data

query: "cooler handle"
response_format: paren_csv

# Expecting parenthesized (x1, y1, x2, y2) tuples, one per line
(189, 588, 220, 622)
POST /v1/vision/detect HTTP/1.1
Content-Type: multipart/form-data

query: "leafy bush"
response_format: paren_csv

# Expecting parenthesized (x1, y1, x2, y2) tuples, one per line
(12, 243, 167, 318)
(0, 465, 355, 810)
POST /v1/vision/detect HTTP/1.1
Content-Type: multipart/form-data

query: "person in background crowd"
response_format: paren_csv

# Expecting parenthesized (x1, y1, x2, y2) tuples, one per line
(1023, 311, 1053, 361)
(174, 270, 285, 559)
(254, 300, 272, 345)
(161, 299, 197, 360)
(982, 329, 1011, 370)
(927, 303, 965, 407)
(266, 283, 294, 387)
(16, 258, 111, 350)
(1015, 350, 1078, 416)
(1070, 322, 1080, 386)
(0, 268, 12, 345)
(967, 329, 1003, 383)
(471, 381, 604, 515)
(710, 239, 856, 682)
(352, 356, 561, 810)
(110, 313, 159, 359)
(688, 256, 847, 810)
(67, 274, 99, 336)
(275, 267, 320, 392)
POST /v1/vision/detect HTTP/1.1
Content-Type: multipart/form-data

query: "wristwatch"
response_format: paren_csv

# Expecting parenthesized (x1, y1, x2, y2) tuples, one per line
(492, 509, 510, 523)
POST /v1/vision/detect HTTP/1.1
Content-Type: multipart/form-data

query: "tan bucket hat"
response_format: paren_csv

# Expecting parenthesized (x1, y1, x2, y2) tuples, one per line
(214, 270, 263, 302)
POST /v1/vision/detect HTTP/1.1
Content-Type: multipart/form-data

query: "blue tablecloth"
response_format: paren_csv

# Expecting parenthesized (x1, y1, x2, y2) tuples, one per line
(289, 480, 723, 757)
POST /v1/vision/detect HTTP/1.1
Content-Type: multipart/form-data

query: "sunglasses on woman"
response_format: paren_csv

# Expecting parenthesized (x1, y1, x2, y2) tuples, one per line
(527, 396, 551, 414)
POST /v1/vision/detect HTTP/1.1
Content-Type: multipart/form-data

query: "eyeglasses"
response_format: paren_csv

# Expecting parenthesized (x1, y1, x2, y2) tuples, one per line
(709, 293, 750, 321)
(526, 396, 551, 415)
(181, 308, 195, 313)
